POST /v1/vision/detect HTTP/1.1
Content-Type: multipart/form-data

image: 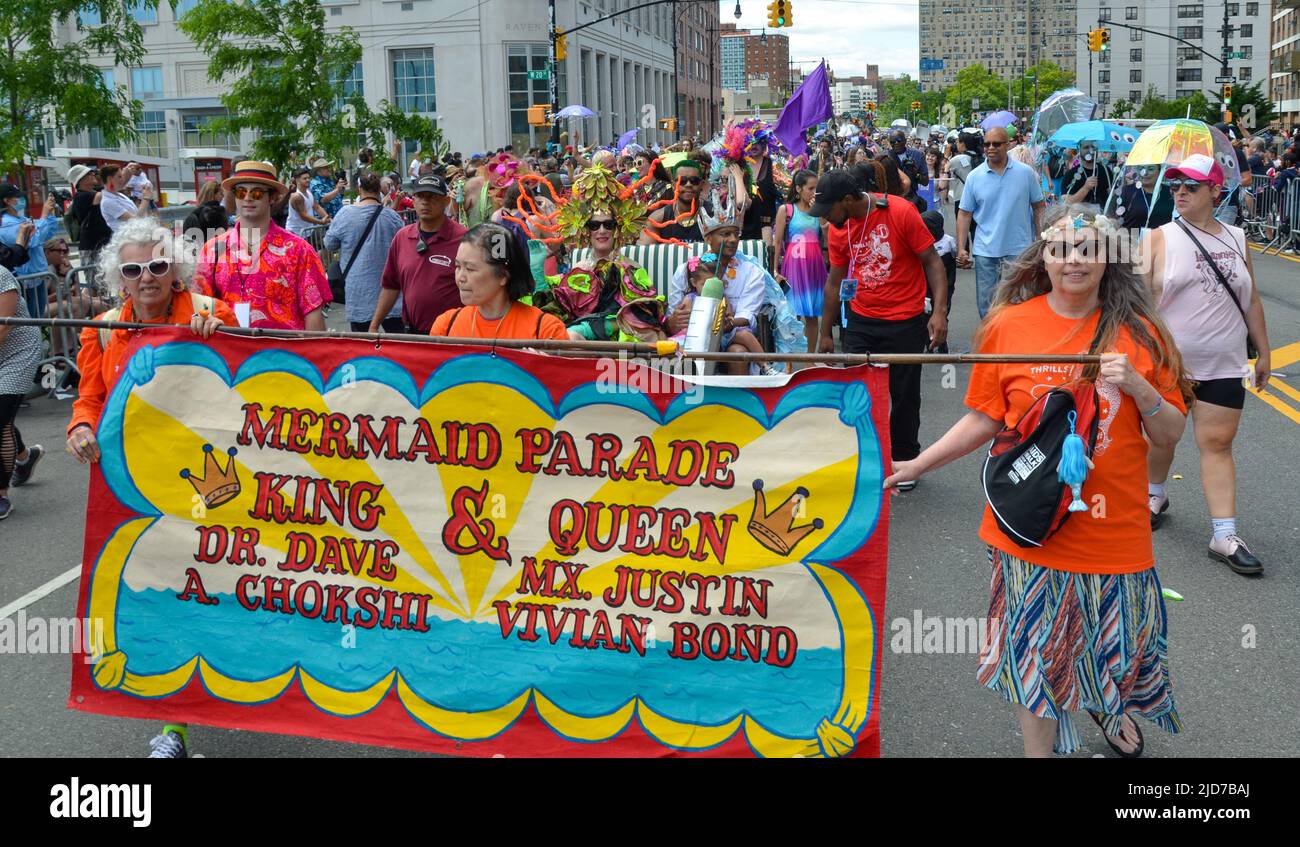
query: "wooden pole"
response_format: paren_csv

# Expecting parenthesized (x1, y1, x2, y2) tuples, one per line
(0, 317, 1105, 366)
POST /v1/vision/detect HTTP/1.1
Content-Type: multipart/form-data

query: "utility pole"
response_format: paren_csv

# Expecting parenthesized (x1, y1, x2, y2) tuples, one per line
(549, 0, 559, 150)
(1220, 0, 1232, 123)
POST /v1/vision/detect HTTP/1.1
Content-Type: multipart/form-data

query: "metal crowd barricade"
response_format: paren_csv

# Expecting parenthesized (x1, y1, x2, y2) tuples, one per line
(299, 224, 338, 270)
(1244, 184, 1281, 246)
(15, 270, 77, 398)
(1262, 182, 1300, 255)
(402, 209, 417, 225)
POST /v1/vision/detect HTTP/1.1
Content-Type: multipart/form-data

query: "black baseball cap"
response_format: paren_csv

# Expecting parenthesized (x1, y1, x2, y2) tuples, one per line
(0, 184, 22, 201)
(404, 173, 449, 196)
(809, 170, 863, 218)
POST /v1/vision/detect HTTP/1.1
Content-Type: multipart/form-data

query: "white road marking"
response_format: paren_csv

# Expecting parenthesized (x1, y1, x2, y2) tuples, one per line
(0, 565, 82, 620)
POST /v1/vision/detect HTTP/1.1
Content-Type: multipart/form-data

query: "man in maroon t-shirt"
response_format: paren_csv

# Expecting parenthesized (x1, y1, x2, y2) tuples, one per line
(369, 173, 467, 334)
(812, 169, 948, 486)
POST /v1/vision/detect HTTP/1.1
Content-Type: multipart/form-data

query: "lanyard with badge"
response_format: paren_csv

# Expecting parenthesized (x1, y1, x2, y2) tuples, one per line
(841, 193, 890, 302)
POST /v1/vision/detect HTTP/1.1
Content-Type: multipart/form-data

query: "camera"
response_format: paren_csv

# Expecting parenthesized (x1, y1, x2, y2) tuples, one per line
(50, 187, 71, 217)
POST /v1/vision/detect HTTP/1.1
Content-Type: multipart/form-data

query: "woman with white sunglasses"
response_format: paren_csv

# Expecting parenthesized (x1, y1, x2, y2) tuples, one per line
(66, 217, 236, 465)
(65, 217, 238, 759)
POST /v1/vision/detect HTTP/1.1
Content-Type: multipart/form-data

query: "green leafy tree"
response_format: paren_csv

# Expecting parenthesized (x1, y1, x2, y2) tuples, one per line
(0, 2, 151, 182)
(944, 64, 1007, 120)
(180, 0, 442, 171)
(880, 75, 922, 123)
(1203, 79, 1274, 131)
(1108, 99, 1134, 119)
(1136, 86, 1212, 121)
(1015, 61, 1075, 108)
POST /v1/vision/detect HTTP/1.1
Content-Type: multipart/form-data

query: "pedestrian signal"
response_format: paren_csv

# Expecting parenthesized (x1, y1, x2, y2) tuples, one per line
(527, 105, 550, 127)
(658, 117, 678, 133)
(556, 30, 567, 61)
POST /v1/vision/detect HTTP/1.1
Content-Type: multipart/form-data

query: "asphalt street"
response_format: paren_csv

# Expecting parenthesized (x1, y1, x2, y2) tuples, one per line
(1, 245, 1296, 758)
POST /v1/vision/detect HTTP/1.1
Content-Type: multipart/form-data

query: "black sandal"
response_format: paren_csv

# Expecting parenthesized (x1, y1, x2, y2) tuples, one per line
(1089, 712, 1144, 758)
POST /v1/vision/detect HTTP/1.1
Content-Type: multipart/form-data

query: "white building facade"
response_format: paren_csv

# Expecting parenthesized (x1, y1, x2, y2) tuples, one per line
(1075, 1, 1272, 113)
(46, 0, 678, 199)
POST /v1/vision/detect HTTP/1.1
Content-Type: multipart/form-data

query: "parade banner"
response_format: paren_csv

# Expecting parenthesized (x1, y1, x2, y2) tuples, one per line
(70, 330, 892, 757)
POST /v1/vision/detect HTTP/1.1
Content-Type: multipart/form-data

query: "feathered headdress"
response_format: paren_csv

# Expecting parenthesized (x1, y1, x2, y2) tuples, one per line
(714, 118, 779, 167)
(542, 165, 649, 248)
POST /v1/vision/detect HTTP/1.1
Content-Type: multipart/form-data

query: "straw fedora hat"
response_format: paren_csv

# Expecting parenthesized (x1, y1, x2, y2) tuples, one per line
(221, 161, 287, 196)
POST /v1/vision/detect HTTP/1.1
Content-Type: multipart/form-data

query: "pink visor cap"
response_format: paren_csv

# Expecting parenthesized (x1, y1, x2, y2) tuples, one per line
(1164, 153, 1224, 187)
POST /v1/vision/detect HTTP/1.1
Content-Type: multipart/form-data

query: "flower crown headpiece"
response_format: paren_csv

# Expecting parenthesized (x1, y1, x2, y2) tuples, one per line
(687, 252, 719, 273)
(1040, 212, 1116, 241)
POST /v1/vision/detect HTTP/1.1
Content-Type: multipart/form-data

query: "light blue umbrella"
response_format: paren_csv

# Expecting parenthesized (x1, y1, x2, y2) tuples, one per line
(1048, 120, 1139, 153)
(980, 110, 1017, 131)
(555, 104, 595, 119)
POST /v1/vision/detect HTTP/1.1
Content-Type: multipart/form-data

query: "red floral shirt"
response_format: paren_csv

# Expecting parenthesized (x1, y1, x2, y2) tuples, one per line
(194, 220, 330, 330)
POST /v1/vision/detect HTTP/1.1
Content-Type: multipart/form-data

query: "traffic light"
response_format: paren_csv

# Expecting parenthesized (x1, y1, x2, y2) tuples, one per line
(911, 100, 921, 111)
(1100, 28, 1110, 51)
(1087, 29, 1102, 52)
(555, 29, 567, 61)
(767, 0, 790, 27)
(1223, 84, 1233, 107)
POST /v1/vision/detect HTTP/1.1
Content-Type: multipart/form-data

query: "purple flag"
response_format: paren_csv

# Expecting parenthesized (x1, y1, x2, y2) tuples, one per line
(774, 61, 833, 158)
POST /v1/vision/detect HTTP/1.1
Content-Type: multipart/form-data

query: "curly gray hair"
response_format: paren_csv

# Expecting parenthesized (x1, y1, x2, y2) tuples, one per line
(97, 216, 195, 295)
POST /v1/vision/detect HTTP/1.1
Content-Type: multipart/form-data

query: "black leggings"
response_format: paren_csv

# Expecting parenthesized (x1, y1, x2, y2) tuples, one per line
(0, 394, 26, 490)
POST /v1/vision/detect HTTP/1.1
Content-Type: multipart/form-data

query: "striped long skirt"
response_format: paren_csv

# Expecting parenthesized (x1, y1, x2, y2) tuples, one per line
(977, 547, 1183, 754)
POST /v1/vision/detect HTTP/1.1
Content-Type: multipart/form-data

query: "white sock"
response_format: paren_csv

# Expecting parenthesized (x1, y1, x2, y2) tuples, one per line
(1148, 482, 1167, 500)
(1211, 517, 1237, 542)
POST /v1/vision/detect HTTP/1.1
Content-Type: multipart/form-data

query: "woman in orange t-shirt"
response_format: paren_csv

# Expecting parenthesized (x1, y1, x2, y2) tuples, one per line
(430, 222, 568, 341)
(884, 206, 1194, 758)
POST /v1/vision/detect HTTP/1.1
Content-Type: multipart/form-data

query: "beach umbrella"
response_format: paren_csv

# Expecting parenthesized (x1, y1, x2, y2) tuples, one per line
(890, 118, 910, 129)
(837, 123, 859, 138)
(980, 110, 1017, 131)
(1126, 119, 1242, 196)
(555, 104, 596, 119)
(1048, 121, 1139, 153)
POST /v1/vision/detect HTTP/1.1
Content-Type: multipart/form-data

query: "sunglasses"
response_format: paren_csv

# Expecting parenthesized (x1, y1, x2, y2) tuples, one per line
(985, 141, 1008, 148)
(119, 259, 172, 280)
(1166, 179, 1208, 193)
(233, 186, 269, 200)
(678, 176, 704, 186)
(584, 219, 616, 231)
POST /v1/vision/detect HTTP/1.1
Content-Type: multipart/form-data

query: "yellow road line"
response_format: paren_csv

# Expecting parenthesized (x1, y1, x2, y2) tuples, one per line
(1250, 386, 1300, 424)
(1248, 243, 1300, 264)
(1268, 377, 1300, 404)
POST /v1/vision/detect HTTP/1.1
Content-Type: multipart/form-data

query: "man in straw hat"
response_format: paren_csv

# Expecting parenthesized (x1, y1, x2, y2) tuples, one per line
(193, 160, 331, 330)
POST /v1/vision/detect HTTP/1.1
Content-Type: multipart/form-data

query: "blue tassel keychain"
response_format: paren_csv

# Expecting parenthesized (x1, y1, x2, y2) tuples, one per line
(1057, 410, 1094, 513)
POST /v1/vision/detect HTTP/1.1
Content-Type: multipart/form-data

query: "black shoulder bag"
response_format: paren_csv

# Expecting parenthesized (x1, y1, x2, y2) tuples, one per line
(1174, 218, 1258, 359)
(327, 205, 384, 305)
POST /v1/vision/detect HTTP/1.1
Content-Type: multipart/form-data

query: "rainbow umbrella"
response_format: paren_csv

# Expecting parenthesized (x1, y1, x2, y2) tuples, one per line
(1125, 119, 1242, 196)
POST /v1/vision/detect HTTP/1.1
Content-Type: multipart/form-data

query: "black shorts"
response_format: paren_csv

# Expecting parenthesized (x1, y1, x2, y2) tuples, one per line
(1192, 377, 1246, 410)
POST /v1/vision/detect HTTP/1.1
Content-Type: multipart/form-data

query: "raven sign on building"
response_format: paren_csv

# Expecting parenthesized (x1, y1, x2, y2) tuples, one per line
(70, 330, 892, 757)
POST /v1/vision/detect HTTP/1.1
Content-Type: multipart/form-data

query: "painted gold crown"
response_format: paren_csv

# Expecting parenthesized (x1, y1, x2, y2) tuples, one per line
(747, 479, 823, 556)
(180, 444, 241, 508)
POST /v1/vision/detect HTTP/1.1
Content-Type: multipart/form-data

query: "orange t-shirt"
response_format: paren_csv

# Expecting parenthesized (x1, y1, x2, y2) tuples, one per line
(68, 292, 238, 434)
(964, 295, 1187, 574)
(429, 303, 569, 341)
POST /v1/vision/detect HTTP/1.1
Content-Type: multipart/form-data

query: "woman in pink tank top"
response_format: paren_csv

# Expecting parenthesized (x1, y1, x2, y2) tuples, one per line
(1143, 154, 1272, 576)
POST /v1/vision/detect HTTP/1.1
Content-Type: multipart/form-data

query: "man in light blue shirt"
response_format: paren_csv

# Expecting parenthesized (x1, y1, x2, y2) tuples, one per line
(956, 127, 1045, 317)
